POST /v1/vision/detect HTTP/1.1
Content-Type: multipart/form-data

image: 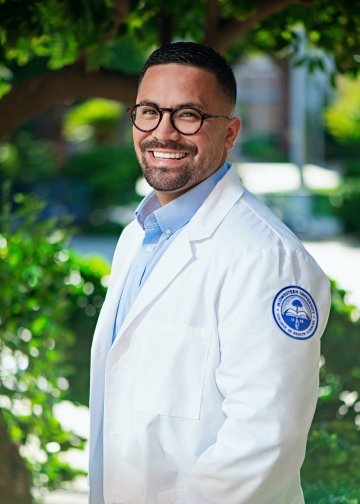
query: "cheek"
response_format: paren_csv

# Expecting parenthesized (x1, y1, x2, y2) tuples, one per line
(133, 131, 146, 154)
(197, 132, 227, 156)
(133, 129, 140, 143)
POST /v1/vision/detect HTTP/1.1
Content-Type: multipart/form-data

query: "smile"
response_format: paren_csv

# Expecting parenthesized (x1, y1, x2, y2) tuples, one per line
(151, 151, 187, 159)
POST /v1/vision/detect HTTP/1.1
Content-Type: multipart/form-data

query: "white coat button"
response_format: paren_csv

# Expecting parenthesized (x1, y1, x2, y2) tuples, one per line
(145, 245, 153, 253)
(165, 228, 172, 236)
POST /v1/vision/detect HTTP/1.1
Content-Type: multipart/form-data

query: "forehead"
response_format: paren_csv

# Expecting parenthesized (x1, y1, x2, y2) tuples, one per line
(137, 63, 221, 108)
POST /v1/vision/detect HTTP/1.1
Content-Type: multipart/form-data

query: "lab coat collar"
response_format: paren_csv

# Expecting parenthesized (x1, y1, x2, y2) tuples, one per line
(188, 163, 244, 241)
(107, 164, 244, 357)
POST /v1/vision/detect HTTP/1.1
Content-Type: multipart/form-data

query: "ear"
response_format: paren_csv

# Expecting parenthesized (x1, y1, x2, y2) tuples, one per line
(225, 116, 242, 150)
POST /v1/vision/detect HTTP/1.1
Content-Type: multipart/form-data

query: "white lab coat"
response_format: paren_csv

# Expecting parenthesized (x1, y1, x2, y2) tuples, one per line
(89, 165, 331, 504)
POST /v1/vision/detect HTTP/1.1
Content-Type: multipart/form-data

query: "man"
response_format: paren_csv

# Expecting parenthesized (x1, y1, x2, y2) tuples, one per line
(89, 42, 331, 504)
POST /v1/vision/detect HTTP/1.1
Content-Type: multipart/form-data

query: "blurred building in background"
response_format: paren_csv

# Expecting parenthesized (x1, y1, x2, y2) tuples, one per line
(233, 53, 333, 168)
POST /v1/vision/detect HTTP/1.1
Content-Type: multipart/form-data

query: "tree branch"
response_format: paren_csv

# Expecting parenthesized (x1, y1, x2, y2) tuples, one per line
(204, 0, 299, 53)
(0, 63, 138, 139)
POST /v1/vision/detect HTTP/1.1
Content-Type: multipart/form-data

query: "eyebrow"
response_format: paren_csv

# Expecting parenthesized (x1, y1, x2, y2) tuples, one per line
(137, 100, 158, 107)
(136, 100, 205, 110)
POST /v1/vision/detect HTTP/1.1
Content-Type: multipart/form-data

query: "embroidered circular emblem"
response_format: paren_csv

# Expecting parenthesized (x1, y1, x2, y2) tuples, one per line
(272, 285, 318, 340)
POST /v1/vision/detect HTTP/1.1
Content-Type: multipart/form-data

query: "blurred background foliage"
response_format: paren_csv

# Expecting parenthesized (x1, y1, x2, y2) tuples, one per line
(0, 97, 141, 235)
(302, 280, 360, 502)
(63, 99, 124, 144)
(0, 188, 109, 502)
(0, 0, 359, 236)
(322, 75, 360, 235)
(324, 77, 360, 145)
(0, 0, 360, 501)
(62, 98, 139, 215)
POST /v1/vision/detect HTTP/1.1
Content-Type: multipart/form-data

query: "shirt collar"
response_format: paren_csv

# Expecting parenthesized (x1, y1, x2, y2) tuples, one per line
(135, 161, 231, 236)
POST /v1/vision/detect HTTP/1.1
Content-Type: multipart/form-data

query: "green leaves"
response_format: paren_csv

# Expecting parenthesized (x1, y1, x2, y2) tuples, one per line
(0, 190, 109, 493)
(324, 76, 360, 144)
(0, 0, 359, 77)
(0, 0, 115, 67)
(63, 98, 124, 143)
(302, 279, 360, 499)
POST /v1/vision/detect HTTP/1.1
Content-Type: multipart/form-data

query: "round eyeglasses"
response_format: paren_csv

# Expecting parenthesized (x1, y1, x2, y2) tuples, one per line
(128, 104, 231, 135)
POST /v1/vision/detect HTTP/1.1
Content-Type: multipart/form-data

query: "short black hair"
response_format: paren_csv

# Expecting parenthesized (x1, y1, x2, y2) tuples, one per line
(139, 42, 237, 105)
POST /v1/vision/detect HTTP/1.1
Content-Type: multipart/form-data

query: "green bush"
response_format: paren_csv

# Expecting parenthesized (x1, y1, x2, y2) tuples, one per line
(333, 179, 360, 235)
(240, 135, 288, 162)
(302, 280, 360, 501)
(63, 252, 109, 405)
(0, 187, 109, 500)
(342, 157, 360, 178)
(0, 131, 57, 183)
(323, 75, 360, 238)
(64, 144, 140, 210)
(63, 99, 124, 145)
(324, 76, 360, 144)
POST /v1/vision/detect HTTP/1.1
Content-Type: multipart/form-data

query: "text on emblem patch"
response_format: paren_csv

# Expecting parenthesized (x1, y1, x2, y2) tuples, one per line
(272, 285, 318, 340)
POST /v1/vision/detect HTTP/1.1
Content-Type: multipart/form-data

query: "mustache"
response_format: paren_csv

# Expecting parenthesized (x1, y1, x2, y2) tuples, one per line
(140, 139, 197, 155)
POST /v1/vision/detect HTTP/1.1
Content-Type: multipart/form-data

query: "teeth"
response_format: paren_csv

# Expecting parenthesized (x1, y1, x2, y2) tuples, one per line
(152, 151, 186, 159)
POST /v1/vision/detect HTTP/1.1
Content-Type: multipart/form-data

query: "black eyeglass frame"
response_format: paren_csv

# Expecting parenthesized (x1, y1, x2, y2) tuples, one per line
(127, 104, 231, 135)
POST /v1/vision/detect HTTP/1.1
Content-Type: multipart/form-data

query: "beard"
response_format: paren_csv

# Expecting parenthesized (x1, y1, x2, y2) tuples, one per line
(140, 155, 195, 192)
(139, 139, 198, 193)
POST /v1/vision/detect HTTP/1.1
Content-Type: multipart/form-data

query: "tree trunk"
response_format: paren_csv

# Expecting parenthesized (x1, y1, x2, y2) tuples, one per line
(0, 413, 33, 504)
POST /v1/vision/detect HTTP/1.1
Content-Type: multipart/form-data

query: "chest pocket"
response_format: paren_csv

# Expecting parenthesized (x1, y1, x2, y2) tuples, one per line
(132, 324, 211, 419)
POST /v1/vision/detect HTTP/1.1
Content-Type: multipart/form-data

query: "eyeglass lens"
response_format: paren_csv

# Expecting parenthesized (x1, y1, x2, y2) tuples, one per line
(132, 105, 203, 134)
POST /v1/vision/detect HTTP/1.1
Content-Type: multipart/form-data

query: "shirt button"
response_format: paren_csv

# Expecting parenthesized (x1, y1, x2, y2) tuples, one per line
(165, 228, 172, 236)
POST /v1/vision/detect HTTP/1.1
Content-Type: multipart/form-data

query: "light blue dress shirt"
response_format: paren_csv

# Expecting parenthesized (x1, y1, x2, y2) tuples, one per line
(113, 161, 231, 341)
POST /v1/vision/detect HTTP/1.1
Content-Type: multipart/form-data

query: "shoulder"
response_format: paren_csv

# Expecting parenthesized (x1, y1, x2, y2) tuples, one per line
(212, 184, 305, 259)
(203, 175, 328, 286)
(195, 165, 305, 256)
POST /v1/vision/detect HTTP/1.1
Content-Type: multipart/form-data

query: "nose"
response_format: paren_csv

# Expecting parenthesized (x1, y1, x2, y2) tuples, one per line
(154, 111, 181, 140)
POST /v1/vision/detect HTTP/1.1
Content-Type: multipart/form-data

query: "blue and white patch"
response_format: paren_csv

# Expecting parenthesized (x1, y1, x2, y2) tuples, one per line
(272, 285, 318, 340)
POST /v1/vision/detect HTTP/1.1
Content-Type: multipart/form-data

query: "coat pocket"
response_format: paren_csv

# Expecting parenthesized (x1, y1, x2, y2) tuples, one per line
(132, 324, 211, 419)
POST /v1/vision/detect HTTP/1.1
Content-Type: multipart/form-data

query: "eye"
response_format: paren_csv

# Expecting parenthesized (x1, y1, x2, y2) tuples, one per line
(138, 105, 160, 118)
(175, 108, 202, 121)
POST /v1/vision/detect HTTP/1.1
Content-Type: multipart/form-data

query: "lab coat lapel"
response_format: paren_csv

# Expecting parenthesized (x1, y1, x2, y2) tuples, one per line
(115, 230, 194, 339)
(89, 223, 142, 469)
(91, 223, 143, 354)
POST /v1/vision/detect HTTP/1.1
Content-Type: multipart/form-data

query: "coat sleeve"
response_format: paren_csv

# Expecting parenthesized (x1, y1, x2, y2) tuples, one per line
(183, 245, 331, 504)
